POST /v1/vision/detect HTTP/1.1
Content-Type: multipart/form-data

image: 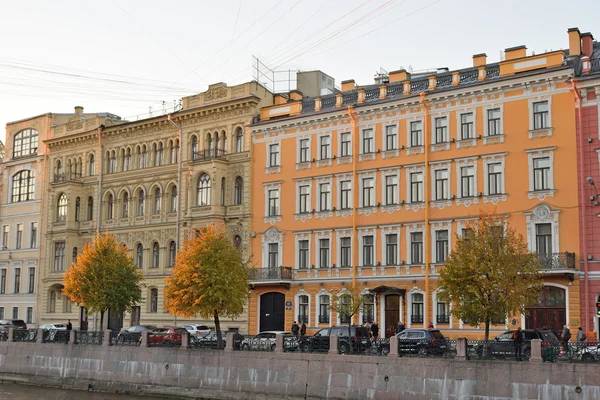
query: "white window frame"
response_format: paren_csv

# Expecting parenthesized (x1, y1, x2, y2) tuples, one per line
(430, 221, 452, 265)
(335, 173, 353, 213)
(482, 153, 507, 198)
(315, 176, 333, 213)
(528, 97, 553, 131)
(316, 289, 332, 327)
(456, 109, 477, 140)
(405, 164, 425, 206)
(295, 290, 311, 327)
(335, 229, 353, 269)
(405, 117, 423, 148)
(431, 112, 450, 144)
(381, 225, 401, 266)
(383, 124, 399, 151)
(318, 133, 331, 161)
(430, 162, 452, 201)
(455, 157, 478, 202)
(360, 127, 375, 154)
(381, 168, 400, 206)
(358, 170, 377, 209)
(524, 204, 560, 253)
(260, 227, 283, 269)
(315, 230, 332, 269)
(405, 223, 424, 265)
(483, 104, 504, 137)
(265, 139, 281, 174)
(297, 135, 312, 164)
(432, 288, 452, 328)
(295, 178, 312, 215)
(407, 287, 426, 328)
(526, 147, 556, 195)
(359, 288, 377, 328)
(358, 227, 377, 267)
(294, 232, 311, 269)
(338, 131, 352, 158)
(263, 181, 282, 224)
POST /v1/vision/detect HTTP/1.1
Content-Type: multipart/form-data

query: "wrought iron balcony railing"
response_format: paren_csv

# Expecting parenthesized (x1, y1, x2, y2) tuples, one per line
(297, 315, 308, 324)
(591, 58, 600, 73)
(436, 315, 450, 324)
(318, 315, 330, 324)
(191, 148, 227, 162)
(249, 266, 292, 282)
(537, 252, 576, 271)
(411, 315, 424, 324)
(53, 172, 82, 183)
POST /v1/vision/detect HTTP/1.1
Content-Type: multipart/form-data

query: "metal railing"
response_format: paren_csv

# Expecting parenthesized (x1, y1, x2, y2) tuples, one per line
(343, 91, 358, 104)
(302, 98, 315, 113)
(437, 75, 452, 88)
(53, 172, 82, 183)
(436, 315, 450, 324)
(13, 329, 37, 342)
(297, 335, 331, 353)
(283, 335, 301, 352)
(43, 330, 70, 344)
(189, 334, 226, 350)
(486, 65, 500, 78)
(553, 342, 600, 363)
(76, 331, 103, 345)
(411, 315, 424, 324)
(460, 69, 479, 84)
(0, 330, 8, 341)
(411, 79, 429, 93)
(318, 315, 330, 323)
(249, 266, 292, 281)
(467, 340, 531, 361)
(591, 58, 600, 73)
(235, 335, 276, 352)
(321, 95, 336, 109)
(147, 333, 182, 348)
(397, 338, 455, 358)
(387, 83, 403, 97)
(297, 315, 308, 324)
(339, 337, 390, 356)
(110, 331, 141, 346)
(192, 149, 227, 162)
(365, 87, 380, 100)
(537, 252, 576, 270)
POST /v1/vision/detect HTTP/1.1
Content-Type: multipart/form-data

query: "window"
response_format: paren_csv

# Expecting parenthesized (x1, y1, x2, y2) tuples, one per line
(411, 232, 423, 264)
(234, 177, 243, 205)
(138, 145, 147, 168)
(435, 230, 449, 263)
(11, 170, 34, 203)
(123, 192, 129, 217)
(28, 267, 35, 293)
(536, 224, 552, 256)
(362, 129, 374, 154)
(150, 288, 158, 313)
(12, 307, 18, 320)
(49, 291, 56, 313)
(487, 163, 503, 195)
(340, 237, 351, 268)
(13, 128, 38, 158)
(72, 247, 78, 263)
(154, 143, 163, 166)
(0, 269, 5, 294)
(298, 240, 309, 269)
(339, 295, 351, 324)
(220, 177, 225, 206)
(298, 138, 310, 163)
(411, 293, 424, 324)
(487, 108, 501, 136)
(89, 154, 95, 176)
(0, 307, 3, 319)
(319, 295, 330, 323)
(13, 268, 20, 293)
(298, 295, 309, 323)
(384, 175, 398, 205)
(170, 187, 177, 212)
(206, 134, 213, 157)
(269, 144, 280, 167)
(169, 241, 176, 267)
(410, 121, 423, 147)
(30, 222, 37, 248)
(235, 127, 244, 152)
(460, 166, 475, 197)
(533, 157, 551, 191)
(109, 152, 117, 173)
(64, 297, 71, 313)
(362, 235, 374, 266)
(268, 243, 278, 269)
(460, 113, 474, 139)
(385, 234, 398, 265)
(533, 101, 549, 130)
(107, 193, 114, 219)
(434, 169, 449, 200)
(340, 181, 351, 209)
(362, 178, 374, 207)
(410, 172, 423, 203)
(363, 294, 375, 324)
(462, 228, 475, 240)
(2, 226, 8, 250)
(437, 301, 449, 323)
(170, 141, 178, 164)
(319, 182, 331, 211)
(234, 235, 242, 247)
(87, 197, 94, 221)
(26, 307, 33, 324)
(191, 136, 199, 160)
(138, 190, 145, 216)
(57, 194, 67, 222)
(197, 174, 211, 206)
(434, 117, 448, 143)
(319, 239, 330, 268)
(152, 243, 159, 268)
(15, 224, 23, 250)
(385, 125, 398, 150)
(136, 244, 143, 268)
(54, 242, 65, 271)
(268, 189, 280, 216)
(56, 160, 63, 178)
(340, 132, 351, 157)
(75, 197, 80, 222)
(319, 136, 330, 160)
(154, 188, 161, 214)
(299, 185, 310, 213)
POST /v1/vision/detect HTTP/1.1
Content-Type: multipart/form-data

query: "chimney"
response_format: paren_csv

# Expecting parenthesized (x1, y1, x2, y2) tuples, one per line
(341, 79, 356, 92)
(582, 32, 594, 57)
(388, 69, 410, 83)
(472, 53, 487, 67)
(568, 27, 581, 57)
(74, 106, 84, 115)
(504, 46, 526, 61)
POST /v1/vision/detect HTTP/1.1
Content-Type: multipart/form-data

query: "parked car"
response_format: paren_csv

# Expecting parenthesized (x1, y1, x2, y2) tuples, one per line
(240, 331, 289, 351)
(180, 324, 211, 337)
(148, 327, 187, 346)
(39, 323, 67, 331)
(192, 331, 228, 348)
(116, 325, 157, 343)
(474, 329, 559, 359)
(0, 319, 28, 330)
(298, 325, 371, 354)
(396, 329, 449, 356)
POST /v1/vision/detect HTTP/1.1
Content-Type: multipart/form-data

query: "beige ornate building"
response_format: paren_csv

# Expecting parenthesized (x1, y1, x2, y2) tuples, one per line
(39, 82, 272, 331)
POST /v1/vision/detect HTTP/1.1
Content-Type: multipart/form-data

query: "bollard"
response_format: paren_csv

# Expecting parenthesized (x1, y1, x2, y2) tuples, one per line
(36, 328, 44, 344)
(329, 335, 339, 355)
(274, 333, 284, 353)
(181, 332, 189, 349)
(140, 330, 149, 347)
(529, 338, 543, 363)
(103, 329, 112, 347)
(7, 328, 14, 342)
(389, 334, 398, 356)
(225, 332, 234, 352)
(456, 338, 467, 361)
(69, 329, 76, 345)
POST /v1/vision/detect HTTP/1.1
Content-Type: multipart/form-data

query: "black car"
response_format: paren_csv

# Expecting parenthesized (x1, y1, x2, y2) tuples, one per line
(396, 329, 449, 356)
(116, 325, 156, 344)
(475, 329, 559, 359)
(0, 319, 28, 330)
(298, 325, 371, 354)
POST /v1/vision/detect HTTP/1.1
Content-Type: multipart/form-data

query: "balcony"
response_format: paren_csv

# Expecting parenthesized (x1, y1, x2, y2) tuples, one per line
(318, 315, 330, 324)
(192, 149, 227, 163)
(53, 172, 82, 184)
(249, 266, 292, 287)
(537, 252, 576, 272)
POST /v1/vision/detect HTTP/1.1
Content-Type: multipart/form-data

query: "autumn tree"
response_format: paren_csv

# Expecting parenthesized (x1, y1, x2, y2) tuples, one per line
(332, 288, 370, 353)
(438, 208, 542, 343)
(63, 233, 143, 329)
(164, 224, 250, 348)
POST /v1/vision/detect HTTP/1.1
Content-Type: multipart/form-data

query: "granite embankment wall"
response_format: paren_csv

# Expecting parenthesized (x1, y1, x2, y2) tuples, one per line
(0, 341, 599, 400)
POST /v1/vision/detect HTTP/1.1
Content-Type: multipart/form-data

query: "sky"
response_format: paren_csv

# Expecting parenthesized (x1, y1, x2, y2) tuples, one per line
(0, 0, 599, 142)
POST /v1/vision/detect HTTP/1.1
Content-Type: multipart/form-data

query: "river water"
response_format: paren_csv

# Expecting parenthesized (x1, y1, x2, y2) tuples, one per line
(0, 383, 166, 399)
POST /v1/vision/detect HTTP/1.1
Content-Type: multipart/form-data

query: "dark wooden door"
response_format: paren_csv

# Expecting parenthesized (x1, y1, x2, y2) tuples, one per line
(260, 292, 285, 332)
(385, 295, 400, 338)
(525, 308, 566, 331)
(79, 307, 88, 331)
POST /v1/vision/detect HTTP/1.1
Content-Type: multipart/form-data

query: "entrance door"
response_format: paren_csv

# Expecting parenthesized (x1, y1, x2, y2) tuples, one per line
(525, 286, 566, 331)
(260, 292, 285, 332)
(384, 295, 400, 338)
(79, 307, 88, 331)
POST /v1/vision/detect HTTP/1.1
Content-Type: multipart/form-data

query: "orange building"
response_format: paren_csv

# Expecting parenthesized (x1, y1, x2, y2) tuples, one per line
(249, 37, 581, 338)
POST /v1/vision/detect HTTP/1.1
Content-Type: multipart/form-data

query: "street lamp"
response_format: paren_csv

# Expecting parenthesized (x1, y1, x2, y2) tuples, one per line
(587, 177, 599, 206)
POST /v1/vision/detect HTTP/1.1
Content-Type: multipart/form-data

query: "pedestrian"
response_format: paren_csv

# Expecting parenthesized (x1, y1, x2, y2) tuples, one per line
(291, 321, 299, 337)
(300, 322, 306, 337)
(371, 321, 379, 339)
(428, 321, 434, 329)
(66, 319, 72, 331)
(396, 320, 405, 335)
(513, 327, 523, 361)
(576, 327, 586, 343)
(562, 325, 571, 348)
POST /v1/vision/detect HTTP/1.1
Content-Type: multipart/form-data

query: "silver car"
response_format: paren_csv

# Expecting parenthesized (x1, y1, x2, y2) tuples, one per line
(240, 331, 289, 351)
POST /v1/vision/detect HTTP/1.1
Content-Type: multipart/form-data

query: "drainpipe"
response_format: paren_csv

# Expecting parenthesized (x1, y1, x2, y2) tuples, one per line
(419, 93, 431, 327)
(348, 106, 359, 293)
(167, 114, 183, 254)
(571, 79, 590, 336)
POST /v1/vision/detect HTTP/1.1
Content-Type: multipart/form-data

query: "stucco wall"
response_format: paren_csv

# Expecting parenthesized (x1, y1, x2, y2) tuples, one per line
(0, 342, 600, 400)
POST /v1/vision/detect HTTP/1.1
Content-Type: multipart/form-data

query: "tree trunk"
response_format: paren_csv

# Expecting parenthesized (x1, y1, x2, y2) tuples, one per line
(100, 310, 105, 331)
(484, 320, 490, 342)
(348, 316, 352, 354)
(214, 309, 222, 349)
(483, 319, 491, 356)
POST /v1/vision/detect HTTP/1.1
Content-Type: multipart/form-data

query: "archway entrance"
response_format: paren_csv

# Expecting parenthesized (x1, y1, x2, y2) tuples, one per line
(385, 295, 400, 338)
(260, 292, 285, 332)
(525, 286, 566, 331)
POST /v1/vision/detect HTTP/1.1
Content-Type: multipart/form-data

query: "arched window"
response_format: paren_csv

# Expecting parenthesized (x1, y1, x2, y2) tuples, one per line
(57, 194, 67, 222)
(221, 131, 227, 153)
(109, 151, 117, 173)
(169, 241, 176, 267)
(49, 291, 56, 313)
(191, 136, 199, 160)
(220, 177, 226, 206)
(235, 127, 243, 152)
(88, 154, 95, 176)
(56, 160, 63, 178)
(138, 190, 145, 216)
(411, 293, 424, 324)
(13, 128, 38, 158)
(171, 186, 177, 212)
(152, 242, 159, 268)
(139, 145, 147, 169)
(150, 288, 158, 312)
(123, 192, 129, 218)
(299, 295, 309, 323)
(214, 132, 219, 155)
(319, 294, 330, 323)
(11, 170, 34, 203)
(153, 143, 159, 167)
(75, 197, 81, 222)
(170, 140, 178, 164)
(107, 193, 114, 219)
(87, 197, 93, 221)
(121, 149, 126, 171)
(197, 174, 211, 206)
(72, 247, 78, 263)
(206, 134, 213, 157)
(154, 188, 161, 214)
(234, 176, 243, 205)
(136, 244, 143, 268)
(158, 142, 164, 166)
(234, 235, 242, 247)
(363, 294, 375, 324)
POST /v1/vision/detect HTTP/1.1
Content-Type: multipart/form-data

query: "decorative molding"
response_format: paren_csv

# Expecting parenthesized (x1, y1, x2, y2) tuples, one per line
(405, 202, 425, 212)
(358, 207, 378, 216)
(296, 162, 311, 171)
(528, 127, 553, 139)
(483, 134, 505, 145)
(316, 159, 332, 168)
(294, 213, 313, 222)
(456, 138, 476, 149)
(359, 153, 376, 162)
(336, 156, 352, 165)
(265, 166, 281, 175)
(528, 189, 556, 200)
(430, 143, 450, 152)
(429, 199, 453, 209)
(406, 146, 424, 156)
(382, 150, 399, 159)
(483, 194, 508, 204)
